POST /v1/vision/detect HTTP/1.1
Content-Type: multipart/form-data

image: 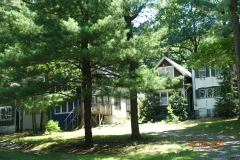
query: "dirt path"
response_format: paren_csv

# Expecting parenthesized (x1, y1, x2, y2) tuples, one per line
(1, 122, 240, 159)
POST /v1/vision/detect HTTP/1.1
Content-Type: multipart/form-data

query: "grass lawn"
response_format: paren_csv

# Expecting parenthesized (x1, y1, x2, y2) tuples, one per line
(0, 118, 239, 160)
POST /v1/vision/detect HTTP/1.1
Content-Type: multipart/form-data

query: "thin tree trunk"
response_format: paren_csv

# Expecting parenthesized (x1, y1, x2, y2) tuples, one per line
(40, 110, 46, 133)
(82, 58, 93, 147)
(32, 111, 37, 134)
(20, 110, 23, 133)
(124, 13, 141, 140)
(230, 0, 240, 109)
(80, 101, 85, 128)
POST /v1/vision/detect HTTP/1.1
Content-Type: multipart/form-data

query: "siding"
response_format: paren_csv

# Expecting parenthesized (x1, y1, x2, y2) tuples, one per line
(194, 70, 222, 117)
(23, 114, 41, 130)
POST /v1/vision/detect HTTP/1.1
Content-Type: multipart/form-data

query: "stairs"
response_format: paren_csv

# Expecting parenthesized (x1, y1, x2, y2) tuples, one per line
(64, 106, 80, 130)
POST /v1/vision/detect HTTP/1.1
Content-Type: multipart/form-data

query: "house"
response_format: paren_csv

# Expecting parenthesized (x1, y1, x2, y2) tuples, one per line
(0, 102, 18, 133)
(51, 89, 131, 130)
(192, 67, 224, 118)
(154, 57, 193, 113)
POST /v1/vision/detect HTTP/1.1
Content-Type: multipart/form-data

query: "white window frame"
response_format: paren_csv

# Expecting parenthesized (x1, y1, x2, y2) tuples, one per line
(54, 101, 75, 114)
(0, 106, 12, 121)
(160, 91, 172, 106)
(199, 87, 220, 99)
(199, 67, 206, 78)
(158, 66, 174, 78)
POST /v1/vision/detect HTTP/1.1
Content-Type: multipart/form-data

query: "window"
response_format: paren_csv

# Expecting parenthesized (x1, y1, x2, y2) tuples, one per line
(199, 89, 206, 98)
(160, 91, 172, 105)
(158, 67, 174, 78)
(96, 96, 103, 103)
(199, 67, 206, 78)
(199, 87, 220, 99)
(0, 106, 12, 121)
(91, 96, 96, 104)
(207, 88, 213, 98)
(215, 69, 221, 77)
(114, 97, 121, 110)
(126, 99, 130, 111)
(55, 102, 75, 114)
(213, 87, 220, 97)
(103, 96, 109, 105)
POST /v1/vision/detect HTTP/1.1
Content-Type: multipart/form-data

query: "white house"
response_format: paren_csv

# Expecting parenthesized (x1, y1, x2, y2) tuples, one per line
(192, 68, 224, 118)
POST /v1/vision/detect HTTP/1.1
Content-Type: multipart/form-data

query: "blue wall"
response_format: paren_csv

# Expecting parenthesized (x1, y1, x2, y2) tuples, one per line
(50, 100, 79, 127)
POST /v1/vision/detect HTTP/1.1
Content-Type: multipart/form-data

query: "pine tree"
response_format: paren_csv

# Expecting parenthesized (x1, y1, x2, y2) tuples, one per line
(214, 67, 238, 117)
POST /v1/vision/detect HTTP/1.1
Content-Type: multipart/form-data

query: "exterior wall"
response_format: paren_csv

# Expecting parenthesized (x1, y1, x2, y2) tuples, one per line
(195, 76, 221, 89)
(23, 113, 41, 130)
(112, 97, 127, 118)
(51, 100, 79, 127)
(194, 69, 222, 118)
(0, 106, 16, 133)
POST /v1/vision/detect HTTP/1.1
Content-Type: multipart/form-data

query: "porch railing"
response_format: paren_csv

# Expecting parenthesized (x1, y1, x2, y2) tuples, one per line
(64, 106, 79, 130)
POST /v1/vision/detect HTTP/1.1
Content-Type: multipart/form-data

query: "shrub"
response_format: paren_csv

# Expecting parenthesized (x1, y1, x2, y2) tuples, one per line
(139, 92, 163, 122)
(168, 91, 189, 121)
(46, 120, 60, 133)
(165, 105, 179, 122)
(213, 67, 238, 118)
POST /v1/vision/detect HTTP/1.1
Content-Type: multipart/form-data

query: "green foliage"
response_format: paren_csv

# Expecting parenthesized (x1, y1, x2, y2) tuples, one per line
(155, 0, 216, 63)
(189, 37, 235, 69)
(214, 67, 238, 117)
(168, 91, 189, 121)
(139, 92, 166, 122)
(46, 120, 60, 133)
(165, 105, 179, 123)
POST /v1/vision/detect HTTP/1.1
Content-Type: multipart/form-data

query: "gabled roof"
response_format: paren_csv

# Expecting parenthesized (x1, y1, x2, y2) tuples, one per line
(154, 57, 191, 77)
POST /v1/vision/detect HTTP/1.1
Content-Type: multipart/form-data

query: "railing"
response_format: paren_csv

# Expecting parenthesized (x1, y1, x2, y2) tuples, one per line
(64, 106, 79, 129)
(91, 104, 112, 115)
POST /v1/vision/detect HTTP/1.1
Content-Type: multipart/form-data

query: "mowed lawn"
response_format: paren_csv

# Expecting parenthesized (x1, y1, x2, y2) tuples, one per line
(0, 118, 240, 160)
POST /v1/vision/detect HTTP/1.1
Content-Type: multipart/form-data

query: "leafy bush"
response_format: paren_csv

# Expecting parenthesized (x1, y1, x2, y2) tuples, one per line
(46, 120, 60, 132)
(139, 92, 165, 122)
(168, 91, 189, 121)
(165, 105, 179, 122)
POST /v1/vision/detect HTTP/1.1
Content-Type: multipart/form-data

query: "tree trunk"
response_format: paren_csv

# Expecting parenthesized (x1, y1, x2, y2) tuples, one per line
(20, 110, 23, 133)
(124, 12, 141, 140)
(80, 101, 85, 128)
(229, 0, 240, 108)
(32, 111, 37, 134)
(81, 58, 93, 147)
(129, 61, 141, 139)
(40, 110, 46, 133)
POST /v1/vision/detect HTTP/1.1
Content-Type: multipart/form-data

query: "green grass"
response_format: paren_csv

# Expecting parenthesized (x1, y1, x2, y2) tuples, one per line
(1, 118, 239, 159)
(179, 118, 240, 135)
(0, 148, 198, 160)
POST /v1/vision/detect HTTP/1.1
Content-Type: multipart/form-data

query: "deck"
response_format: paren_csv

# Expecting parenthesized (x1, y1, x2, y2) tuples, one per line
(91, 104, 112, 116)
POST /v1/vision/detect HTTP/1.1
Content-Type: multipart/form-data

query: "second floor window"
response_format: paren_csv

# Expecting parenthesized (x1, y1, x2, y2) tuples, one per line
(158, 67, 174, 78)
(198, 67, 206, 78)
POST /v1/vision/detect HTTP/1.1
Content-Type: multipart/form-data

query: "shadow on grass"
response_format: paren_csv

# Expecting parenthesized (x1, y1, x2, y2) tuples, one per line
(2, 118, 239, 159)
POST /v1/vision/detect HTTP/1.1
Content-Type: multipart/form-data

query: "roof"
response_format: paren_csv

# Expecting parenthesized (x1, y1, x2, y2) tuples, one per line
(154, 57, 192, 77)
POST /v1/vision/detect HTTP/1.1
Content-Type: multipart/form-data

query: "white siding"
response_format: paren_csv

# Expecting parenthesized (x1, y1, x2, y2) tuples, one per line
(194, 71, 222, 117)
(23, 114, 41, 130)
(195, 77, 221, 89)
(112, 97, 127, 118)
